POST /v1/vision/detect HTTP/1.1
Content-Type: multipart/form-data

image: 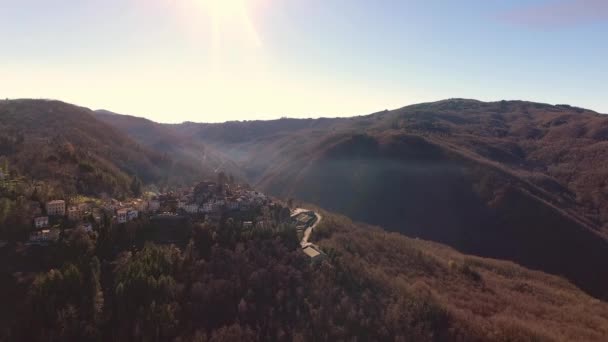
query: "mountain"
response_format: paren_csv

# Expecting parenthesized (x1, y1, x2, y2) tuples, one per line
(0, 100, 206, 197)
(159, 99, 608, 299)
(94, 110, 246, 182)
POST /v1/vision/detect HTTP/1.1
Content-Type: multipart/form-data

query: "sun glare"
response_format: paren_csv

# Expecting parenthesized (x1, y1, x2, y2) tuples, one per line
(200, 0, 246, 18)
(197, 0, 262, 48)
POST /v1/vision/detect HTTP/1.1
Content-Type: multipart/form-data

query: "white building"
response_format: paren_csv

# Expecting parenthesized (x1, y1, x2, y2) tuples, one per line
(201, 202, 214, 213)
(227, 201, 239, 211)
(34, 216, 49, 229)
(46, 200, 66, 216)
(28, 229, 60, 245)
(116, 209, 128, 224)
(185, 203, 199, 214)
(127, 209, 138, 221)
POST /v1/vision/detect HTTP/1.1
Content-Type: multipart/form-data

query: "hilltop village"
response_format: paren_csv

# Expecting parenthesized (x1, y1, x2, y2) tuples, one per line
(18, 179, 323, 260)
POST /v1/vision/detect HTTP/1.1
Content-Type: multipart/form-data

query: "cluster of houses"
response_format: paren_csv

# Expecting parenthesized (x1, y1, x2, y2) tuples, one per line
(25, 181, 271, 246)
(24, 180, 327, 264)
(175, 181, 270, 216)
(27, 197, 163, 245)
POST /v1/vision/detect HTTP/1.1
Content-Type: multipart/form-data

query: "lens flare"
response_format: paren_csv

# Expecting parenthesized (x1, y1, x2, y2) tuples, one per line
(197, 0, 262, 48)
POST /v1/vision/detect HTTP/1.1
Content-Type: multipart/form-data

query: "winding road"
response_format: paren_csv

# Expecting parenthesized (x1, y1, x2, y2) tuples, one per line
(292, 209, 322, 248)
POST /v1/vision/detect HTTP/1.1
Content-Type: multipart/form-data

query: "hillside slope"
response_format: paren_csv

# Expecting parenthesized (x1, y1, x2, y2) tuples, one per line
(94, 110, 246, 181)
(0, 100, 204, 197)
(312, 210, 608, 341)
(166, 100, 608, 299)
(3, 206, 608, 341)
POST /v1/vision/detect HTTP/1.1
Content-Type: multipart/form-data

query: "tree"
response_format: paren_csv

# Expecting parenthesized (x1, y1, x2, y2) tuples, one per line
(217, 172, 227, 186)
(193, 223, 214, 260)
(130, 176, 142, 197)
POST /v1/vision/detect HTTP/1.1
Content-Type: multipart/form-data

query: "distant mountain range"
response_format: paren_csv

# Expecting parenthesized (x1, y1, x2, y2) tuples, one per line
(95, 99, 608, 299)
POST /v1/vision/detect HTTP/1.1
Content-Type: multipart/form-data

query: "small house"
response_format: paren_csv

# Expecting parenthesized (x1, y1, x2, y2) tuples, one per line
(201, 202, 214, 213)
(302, 245, 326, 263)
(33, 216, 49, 229)
(185, 203, 199, 214)
(116, 209, 128, 224)
(28, 229, 60, 246)
(127, 209, 138, 221)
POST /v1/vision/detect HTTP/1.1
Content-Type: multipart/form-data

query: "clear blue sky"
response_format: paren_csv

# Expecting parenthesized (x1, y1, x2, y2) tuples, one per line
(1, 0, 607, 122)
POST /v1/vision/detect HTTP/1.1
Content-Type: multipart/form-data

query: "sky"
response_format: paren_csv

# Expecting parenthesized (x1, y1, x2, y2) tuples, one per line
(1, 0, 607, 123)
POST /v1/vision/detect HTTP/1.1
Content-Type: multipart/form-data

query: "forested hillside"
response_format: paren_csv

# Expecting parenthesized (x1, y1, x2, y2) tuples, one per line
(0, 100, 205, 198)
(3, 207, 608, 341)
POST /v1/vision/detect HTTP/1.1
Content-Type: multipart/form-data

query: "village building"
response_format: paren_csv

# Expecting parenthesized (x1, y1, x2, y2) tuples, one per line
(67, 206, 83, 221)
(227, 200, 240, 211)
(293, 212, 316, 227)
(116, 209, 128, 224)
(127, 209, 138, 221)
(201, 202, 214, 213)
(28, 229, 60, 246)
(33, 216, 49, 229)
(46, 200, 66, 216)
(302, 245, 326, 263)
(185, 203, 199, 214)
